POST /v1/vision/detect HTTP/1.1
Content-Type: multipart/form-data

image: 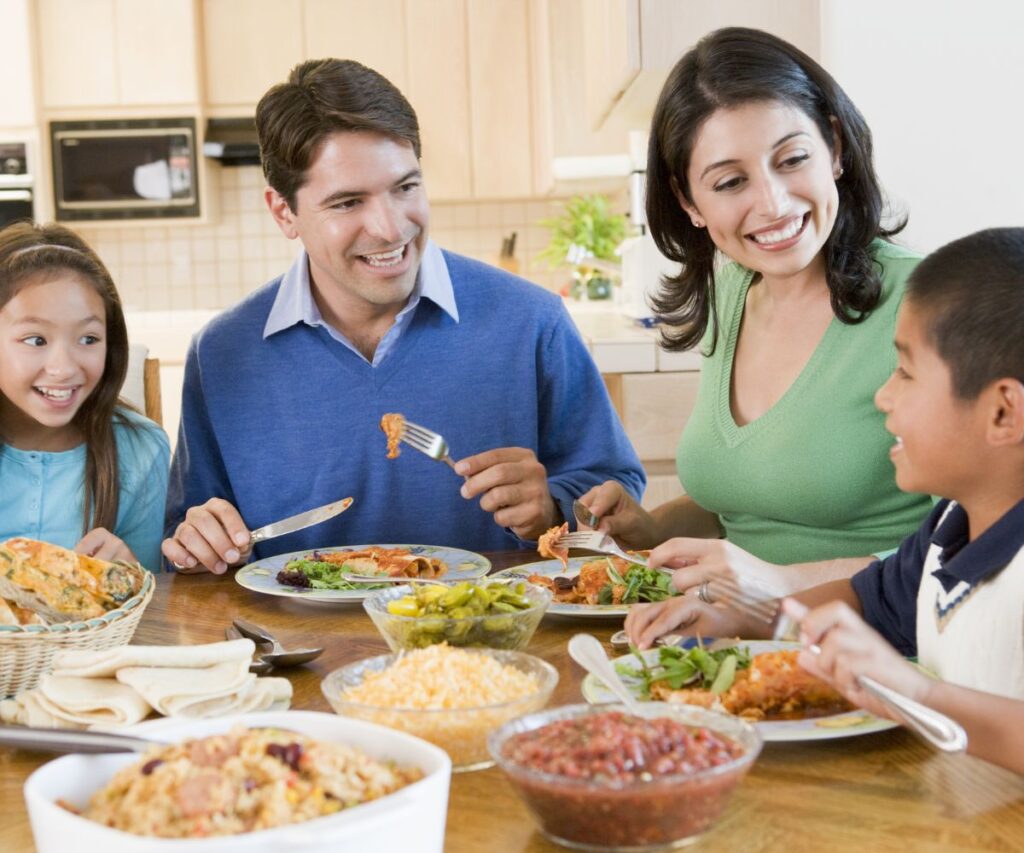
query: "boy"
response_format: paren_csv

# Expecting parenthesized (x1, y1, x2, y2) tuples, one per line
(626, 228, 1024, 772)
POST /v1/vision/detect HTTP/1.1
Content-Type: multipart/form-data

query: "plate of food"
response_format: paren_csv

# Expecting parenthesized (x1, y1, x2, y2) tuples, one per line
(491, 554, 677, 617)
(235, 544, 491, 603)
(580, 640, 899, 742)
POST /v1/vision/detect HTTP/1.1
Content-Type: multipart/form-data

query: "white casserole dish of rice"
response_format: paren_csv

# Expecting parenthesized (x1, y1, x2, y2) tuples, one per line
(23, 711, 451, 853)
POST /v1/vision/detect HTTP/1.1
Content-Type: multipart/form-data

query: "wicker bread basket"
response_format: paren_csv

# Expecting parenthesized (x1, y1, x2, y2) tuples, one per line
(0, 571, 154, 697)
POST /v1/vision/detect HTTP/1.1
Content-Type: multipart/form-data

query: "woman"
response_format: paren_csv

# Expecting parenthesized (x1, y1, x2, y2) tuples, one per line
(582, 27, 932, 595)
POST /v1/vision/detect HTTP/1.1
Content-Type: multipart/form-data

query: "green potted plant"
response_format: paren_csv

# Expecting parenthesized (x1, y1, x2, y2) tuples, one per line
(537, 194, 629, 300)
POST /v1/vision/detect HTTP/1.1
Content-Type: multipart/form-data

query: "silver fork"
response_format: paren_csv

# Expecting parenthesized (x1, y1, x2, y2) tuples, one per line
(400, 420, 465, 477)
(556, 531, 650, 566)
(707, 578, 968, 753)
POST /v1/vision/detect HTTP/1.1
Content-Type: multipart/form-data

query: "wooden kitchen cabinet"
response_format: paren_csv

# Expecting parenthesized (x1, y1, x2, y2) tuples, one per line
(202, 0, 303, 109)
(405, 0, 473, 200)
(38, 0, 199, 109)
(606, 371, 696, 510)
(0, 0, 37, 127)
(584, 0, 821, 130)
(618, 371, 700, 462)
(304, 0, 408, 94)
(466, 0, 536, 198)
(201, 0, 550, 200)
(581, 0, 640, 131)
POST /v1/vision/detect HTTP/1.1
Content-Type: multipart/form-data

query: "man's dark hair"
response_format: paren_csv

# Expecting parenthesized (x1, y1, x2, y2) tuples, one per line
(907, 227, 1024, 399)
(256, 58, 420, 211)
(646, 26, 905, 352)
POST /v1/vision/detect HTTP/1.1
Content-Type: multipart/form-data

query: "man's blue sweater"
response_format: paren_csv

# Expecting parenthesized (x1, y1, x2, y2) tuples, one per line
(165, 251, 645, 557)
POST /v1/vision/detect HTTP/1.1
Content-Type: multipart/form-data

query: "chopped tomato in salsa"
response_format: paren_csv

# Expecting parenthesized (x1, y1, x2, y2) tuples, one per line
(504, 710, 742, 783)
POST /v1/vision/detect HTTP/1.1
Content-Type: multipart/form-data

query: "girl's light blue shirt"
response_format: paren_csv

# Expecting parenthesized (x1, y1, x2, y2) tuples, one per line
(0, 408, 170, 571)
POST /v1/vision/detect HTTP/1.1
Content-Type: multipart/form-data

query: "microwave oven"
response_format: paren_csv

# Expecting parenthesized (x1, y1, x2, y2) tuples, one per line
(50, 118, 200, 221)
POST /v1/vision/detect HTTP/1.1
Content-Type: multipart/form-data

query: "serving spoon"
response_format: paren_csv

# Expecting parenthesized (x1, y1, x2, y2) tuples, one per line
(568, 633, 645, 714)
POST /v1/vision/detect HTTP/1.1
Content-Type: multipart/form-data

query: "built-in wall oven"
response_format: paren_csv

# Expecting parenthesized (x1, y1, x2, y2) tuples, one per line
(50, 117, 200, 221)
(0, 142, 35, 229)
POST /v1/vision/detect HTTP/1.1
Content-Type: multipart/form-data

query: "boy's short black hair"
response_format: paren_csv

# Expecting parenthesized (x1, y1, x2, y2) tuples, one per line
(907, 227, 1024, 399)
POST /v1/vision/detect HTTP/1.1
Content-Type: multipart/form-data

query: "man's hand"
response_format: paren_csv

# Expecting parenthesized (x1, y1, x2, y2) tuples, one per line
(455, 447, 558, 540)
(162, 498, 252, 575)
(577, 481, 660, 549)
(75, 528, 138, 564)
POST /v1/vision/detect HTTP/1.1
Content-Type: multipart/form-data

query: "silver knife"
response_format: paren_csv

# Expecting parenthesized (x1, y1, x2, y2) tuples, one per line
(249, 497, 354, 544)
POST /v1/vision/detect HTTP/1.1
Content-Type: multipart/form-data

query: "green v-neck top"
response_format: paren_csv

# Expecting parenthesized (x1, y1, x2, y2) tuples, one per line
(676, 240, 933, 564)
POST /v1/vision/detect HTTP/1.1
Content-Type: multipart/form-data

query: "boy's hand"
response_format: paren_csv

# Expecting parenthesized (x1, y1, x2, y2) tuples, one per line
(578, 480, 660, 549)
(162, 498, 252, 575)
(75, 528, 138, 565)
(455, 448, 557, 540)
(783, 599, 934, 719)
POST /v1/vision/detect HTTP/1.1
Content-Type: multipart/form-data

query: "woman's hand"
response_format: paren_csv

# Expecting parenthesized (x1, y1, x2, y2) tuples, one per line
(782, 599, 933, 719)
(577, 481, 660, 548)
(75, 527, 138, 564)
(649, 538, 789, 597)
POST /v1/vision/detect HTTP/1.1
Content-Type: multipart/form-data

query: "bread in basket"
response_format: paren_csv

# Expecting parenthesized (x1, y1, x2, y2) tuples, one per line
(0, 538, 153, 697)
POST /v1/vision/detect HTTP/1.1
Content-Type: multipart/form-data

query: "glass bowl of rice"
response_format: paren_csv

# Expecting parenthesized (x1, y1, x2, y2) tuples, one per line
(321, 644, 558, 772)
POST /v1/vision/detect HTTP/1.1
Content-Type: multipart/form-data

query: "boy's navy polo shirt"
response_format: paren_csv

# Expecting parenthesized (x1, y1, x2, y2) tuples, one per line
(851, 497, 1024, 656)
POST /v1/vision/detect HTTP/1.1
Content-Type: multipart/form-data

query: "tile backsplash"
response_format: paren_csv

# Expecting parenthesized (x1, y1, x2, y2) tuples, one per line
(76, 166, 603, 311)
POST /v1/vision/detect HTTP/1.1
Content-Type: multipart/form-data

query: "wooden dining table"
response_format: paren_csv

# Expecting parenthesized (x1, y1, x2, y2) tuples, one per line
(3, 551, 1023, 852)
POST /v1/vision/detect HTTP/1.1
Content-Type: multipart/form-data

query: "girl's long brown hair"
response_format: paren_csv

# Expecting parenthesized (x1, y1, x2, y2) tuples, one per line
(0, 221, 133, 534)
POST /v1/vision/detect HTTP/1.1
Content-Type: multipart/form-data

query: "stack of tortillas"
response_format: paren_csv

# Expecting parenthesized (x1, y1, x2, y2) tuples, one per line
(0, 639, 291, 729)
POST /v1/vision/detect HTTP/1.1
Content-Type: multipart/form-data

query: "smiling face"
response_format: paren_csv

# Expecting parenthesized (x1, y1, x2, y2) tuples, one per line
(874, 300, 984, 499)
(0, 272, 107, 450)
(266, 130, 429, 323)
(680, 100, 841, 283)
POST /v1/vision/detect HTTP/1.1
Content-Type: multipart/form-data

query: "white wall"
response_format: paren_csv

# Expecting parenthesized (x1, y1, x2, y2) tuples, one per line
(820, 0, 1024, 254)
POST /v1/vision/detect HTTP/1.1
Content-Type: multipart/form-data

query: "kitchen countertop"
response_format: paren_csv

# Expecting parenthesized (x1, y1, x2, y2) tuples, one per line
(564, 299, 701, 373)
(125, 301, 700, 374)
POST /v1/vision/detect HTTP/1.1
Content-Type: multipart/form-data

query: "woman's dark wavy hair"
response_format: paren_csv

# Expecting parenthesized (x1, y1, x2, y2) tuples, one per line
(647, 27, 906, 352)
(0, 221, 133, 535)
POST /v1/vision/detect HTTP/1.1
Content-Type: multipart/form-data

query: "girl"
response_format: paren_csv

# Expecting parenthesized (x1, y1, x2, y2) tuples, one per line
(0, 221, 169, 570)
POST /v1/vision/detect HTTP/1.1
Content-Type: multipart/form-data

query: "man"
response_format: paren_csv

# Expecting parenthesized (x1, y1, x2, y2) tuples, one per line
(163, 58, 644, 573)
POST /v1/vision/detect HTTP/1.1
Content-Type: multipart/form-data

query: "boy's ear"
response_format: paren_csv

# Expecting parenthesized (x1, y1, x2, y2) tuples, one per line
(985, 378, 1024, 446)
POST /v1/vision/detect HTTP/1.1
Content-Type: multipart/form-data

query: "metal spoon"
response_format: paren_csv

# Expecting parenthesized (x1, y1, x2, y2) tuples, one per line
(0, 725, 165, 754)
(224, 625, 274, 674)
(231, 619, 325, 669)
(568, 633, 645, 714)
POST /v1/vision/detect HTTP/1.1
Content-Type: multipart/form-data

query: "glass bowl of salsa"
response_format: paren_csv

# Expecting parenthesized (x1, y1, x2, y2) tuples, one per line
(488, 703, 761, 850)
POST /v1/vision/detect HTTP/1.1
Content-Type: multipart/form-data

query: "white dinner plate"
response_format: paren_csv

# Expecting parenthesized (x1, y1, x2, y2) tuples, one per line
(492, 556, 669, 618)
(580, 640, 899, 742)
(235, 544, 491, 603)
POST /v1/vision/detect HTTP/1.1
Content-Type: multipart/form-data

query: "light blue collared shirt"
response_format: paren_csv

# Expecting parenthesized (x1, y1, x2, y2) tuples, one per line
(262, 240, 460, 366)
